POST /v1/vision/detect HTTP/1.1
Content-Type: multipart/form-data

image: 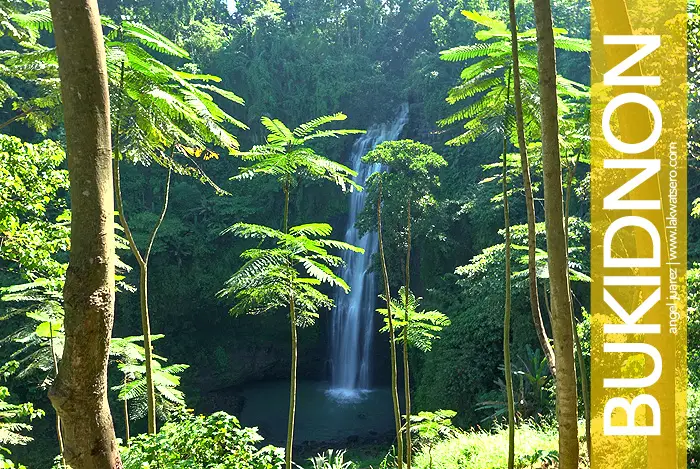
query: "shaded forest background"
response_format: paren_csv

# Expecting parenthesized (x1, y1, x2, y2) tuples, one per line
(4, 0, 699, 467)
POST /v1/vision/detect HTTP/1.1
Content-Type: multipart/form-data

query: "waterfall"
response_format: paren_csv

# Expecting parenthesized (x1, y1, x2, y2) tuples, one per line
(328, 104, 409, 401)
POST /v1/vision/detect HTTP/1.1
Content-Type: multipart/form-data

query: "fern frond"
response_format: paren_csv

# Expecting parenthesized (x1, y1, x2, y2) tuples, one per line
(121, 21, 189, 58)
(292, 112, 347, 137)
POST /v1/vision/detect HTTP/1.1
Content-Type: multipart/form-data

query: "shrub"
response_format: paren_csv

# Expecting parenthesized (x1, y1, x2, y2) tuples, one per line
(689, 386, 700, 468)
(121, 411, 284, 468)
(412, 422, 558, 469)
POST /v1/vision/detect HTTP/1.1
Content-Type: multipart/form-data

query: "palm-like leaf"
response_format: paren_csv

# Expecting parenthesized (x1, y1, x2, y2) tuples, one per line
(377, 287, 451, 352)
(110, 335, 189, 420)
(233, 114, 364, 192)
(439, 10, 589, 146)
(219, 222, 363, 324)
(0, 9, 246, 187)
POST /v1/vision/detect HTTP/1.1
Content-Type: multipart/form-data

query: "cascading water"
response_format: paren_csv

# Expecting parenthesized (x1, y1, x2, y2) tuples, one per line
(328, 104, 409, 402)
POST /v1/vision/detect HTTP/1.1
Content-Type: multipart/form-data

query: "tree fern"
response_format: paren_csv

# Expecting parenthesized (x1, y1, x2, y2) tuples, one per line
(377, 287, 451, 353)
(110, 335, 189, 424)
(234, 114, 364, 193)
(219, 222, 362, 324)
(0, 362, 43, 452)
(439, 10, 590, 146)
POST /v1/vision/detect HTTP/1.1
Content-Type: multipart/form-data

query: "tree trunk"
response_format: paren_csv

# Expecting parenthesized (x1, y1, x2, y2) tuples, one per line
(378, 180, 404, 469)
(285, 301, 298, 469)
(123, 382, 131, 445)
(531, 0, 579, 467)
(113, 159, 167, 435)
(565, 156, 592, 460)
(403, 199, 412, 469)
(112, 69, 173, 437)
(509, 0, 556, 377)
(47, 0, 122, 467)
(49, 324, 66, 468)
(283, 182, 297, 469)
(502, 135, 515, 469)
(139, 265, 157, 434)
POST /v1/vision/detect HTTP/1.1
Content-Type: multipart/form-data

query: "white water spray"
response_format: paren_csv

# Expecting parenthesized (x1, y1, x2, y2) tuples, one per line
(328, 104, 409, 402)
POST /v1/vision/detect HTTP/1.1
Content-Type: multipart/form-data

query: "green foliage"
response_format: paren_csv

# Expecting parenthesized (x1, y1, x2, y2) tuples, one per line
(120, 411, 284, 469)
(309, 449, 355, 469)
(218, 222, 362, 325)
(410, 409, 459, 468)
(0, 135, 68, 280)
(110, 335, 190, 421)
(0, 279, 63, 386)
(476, 346, 554, 424)
(234, 113, 363, 193)
(0, 361, 43, 461)
(358, 140, 447, 284)
(106, 19, 247, 189)
(439, 10, 589, 146)
(377, 287, 451, 352)
(689, 385, 700, 465)
(412, 422, 559, 469)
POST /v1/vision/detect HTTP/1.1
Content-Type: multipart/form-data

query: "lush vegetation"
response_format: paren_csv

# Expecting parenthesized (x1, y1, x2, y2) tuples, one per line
(0, 0, 697, 468)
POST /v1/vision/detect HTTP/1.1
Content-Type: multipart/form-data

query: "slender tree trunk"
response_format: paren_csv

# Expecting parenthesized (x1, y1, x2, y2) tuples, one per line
(47, 0, 122, 466)
(564, 155, 591, 460)
(378, 180, 404, 469)
(138, 265, 157, 433)
(508, 0, 556, 377)
(283, 182, 297, 469)
(531, 0, 579, 466)
(502, 136, 515, 469)
(286, 300, 298, 469)
(123, 380, 131, 445)
(114, 161, 171, 435)
(49, 324, 66, 468)
(403, 198, 412, 469)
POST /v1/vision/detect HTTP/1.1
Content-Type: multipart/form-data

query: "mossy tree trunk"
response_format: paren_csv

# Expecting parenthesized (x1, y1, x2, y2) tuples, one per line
(47, 0, 122, 466)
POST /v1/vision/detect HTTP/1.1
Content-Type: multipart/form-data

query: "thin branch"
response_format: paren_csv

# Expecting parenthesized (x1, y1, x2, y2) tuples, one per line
(145, 158, 173, 263)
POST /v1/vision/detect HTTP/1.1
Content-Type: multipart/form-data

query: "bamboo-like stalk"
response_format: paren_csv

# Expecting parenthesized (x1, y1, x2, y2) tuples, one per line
(564, 153, 591, 459)
(283, 180, 298, 469)
(508, 0, 556, 377)
(502, 133, 515, 469)
(113, 155, 172, 435)
(378, 179, 404, 469)
(49, 322, 66, 468)
(403, 198, 412, 469)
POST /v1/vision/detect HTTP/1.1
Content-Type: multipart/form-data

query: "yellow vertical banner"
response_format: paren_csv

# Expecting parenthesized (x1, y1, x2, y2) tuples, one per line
(590, 0, 687, 468)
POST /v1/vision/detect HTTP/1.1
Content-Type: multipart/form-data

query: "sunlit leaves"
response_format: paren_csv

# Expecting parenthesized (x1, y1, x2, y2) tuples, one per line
(110, 335, 189, 420)
(233, 114, 364, 192)
(439, 10, 590, 147)
(378, 287, 451, 353)
(0, 136, 68, 280)
(218, 222, 363, 325)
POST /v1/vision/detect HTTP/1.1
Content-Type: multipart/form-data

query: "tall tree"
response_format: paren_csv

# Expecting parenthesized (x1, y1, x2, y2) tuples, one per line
(225, 114, 362, 469)
(376, 178, 404, 469)
(360, 139, 447, 468)
(108, 20, 246, 434)
(439, 10, 587, 373)
(502, 117, 515, 469)
(219, 222, 361, 469)
(507, 0, 556, 377)
(47, 0, 122, 467)
(531, 0, 579, 467)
